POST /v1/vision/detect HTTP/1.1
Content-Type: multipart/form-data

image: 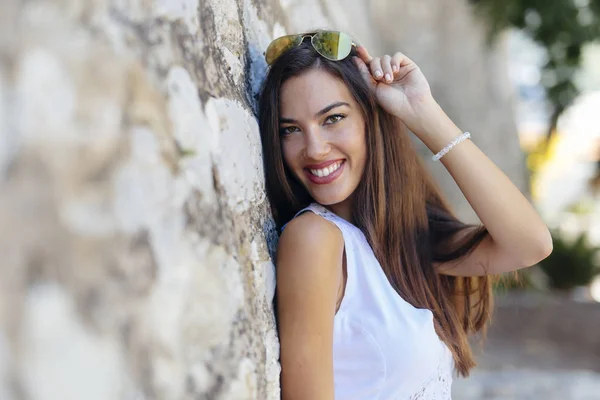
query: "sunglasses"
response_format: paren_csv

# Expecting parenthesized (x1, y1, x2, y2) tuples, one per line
(265, 30, 357, 65)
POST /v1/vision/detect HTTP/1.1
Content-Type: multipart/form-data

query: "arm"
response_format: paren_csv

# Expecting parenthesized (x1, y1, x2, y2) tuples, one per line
(352, 47, 553, 276)
(276, 212, 345, 399)
(415, 100, 552, 276)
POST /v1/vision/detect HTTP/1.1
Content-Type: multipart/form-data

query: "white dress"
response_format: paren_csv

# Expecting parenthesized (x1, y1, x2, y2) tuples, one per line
(285, 203, 454, 400)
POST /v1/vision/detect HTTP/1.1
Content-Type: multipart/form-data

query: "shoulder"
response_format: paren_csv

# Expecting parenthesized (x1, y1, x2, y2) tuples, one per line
(278, 210, 344, 266)
(276, 210, 345, 292)
(276, 210, 343, 398)
(280, 210, 343, 249)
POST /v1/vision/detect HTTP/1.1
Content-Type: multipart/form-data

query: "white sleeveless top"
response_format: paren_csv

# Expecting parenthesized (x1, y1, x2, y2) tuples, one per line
(285, 203, 454, 400)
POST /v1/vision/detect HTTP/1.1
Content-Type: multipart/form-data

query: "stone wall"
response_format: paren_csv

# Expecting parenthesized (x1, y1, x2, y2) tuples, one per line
(0, 0, 525, 399)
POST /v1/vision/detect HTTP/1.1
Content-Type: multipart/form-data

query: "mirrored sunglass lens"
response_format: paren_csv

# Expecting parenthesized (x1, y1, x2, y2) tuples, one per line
(265, 35, 303, 64)
(312, 31, 353, 60)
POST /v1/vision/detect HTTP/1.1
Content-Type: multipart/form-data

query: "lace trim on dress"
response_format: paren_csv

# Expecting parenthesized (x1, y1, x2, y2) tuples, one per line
(309, 203, 339, 220)
(407, 355, 453, 400)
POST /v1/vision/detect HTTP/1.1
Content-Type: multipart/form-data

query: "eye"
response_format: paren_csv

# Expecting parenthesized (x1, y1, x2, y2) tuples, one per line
(279, 126, 300, 136)
(324, 114, 345, 125)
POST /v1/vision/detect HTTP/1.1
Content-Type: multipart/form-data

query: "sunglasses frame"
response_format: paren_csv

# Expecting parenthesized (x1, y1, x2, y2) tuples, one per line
(265, 30, 358, 65)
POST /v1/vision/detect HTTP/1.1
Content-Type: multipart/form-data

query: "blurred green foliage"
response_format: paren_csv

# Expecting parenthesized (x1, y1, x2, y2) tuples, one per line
(493, 270, 533, 292)
(472, 0, 600, 136)
(538, 230, 600, 290)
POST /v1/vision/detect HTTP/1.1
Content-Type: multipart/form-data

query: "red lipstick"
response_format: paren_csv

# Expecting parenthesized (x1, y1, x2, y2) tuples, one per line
(304, 160, 345, 185)
(305, 159, 344, 169)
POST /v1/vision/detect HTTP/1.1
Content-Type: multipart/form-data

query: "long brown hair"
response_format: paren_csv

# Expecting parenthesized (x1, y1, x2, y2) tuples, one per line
(258, 40, 493, 376)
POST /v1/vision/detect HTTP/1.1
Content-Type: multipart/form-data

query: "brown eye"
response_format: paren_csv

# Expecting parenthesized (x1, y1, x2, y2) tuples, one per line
(325, 114, 345, 125)
(280, 126, 300, 136)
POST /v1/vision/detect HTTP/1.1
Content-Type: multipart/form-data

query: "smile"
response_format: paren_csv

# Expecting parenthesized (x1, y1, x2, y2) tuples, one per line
(309, 160, 343, 177)
(304, 160, 345, 185)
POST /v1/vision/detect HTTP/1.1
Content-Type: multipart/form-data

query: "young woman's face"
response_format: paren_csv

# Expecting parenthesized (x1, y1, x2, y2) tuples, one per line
(279, 68, 367, 207)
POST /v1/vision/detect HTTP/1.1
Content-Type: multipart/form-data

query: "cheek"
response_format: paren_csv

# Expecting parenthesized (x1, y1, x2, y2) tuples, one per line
(341, 126, 367, 163)
(281, 139, 302, 172)
(281, 141, 293, 168)
(357, 133, 368, 162)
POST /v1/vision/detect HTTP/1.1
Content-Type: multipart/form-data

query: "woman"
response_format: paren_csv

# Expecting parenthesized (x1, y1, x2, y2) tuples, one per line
(258, 30, 552, 399)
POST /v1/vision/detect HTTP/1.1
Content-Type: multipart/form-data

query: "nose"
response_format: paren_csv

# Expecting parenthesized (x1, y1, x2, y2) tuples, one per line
(303, 127, 331, 160)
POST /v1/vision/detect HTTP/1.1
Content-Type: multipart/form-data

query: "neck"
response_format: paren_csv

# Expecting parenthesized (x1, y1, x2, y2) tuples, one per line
(324, 196, 353, 223)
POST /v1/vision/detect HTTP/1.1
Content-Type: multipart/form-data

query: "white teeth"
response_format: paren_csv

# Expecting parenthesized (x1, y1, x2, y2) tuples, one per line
(309, 161, 342, 178)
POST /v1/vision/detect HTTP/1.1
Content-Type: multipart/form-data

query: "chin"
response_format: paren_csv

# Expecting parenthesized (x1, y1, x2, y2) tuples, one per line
(308, 190, 351, 206)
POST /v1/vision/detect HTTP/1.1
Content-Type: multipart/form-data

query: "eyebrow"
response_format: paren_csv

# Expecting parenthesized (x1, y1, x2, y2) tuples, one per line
(280, 101, 350, 124)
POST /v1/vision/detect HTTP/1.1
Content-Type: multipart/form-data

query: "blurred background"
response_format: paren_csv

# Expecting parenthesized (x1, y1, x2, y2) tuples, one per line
(451, 1, 600, 399)
(0, 0, 599, 399)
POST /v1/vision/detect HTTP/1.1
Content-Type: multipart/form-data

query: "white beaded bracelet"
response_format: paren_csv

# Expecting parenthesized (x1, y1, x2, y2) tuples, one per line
(432, 132, 471, 161)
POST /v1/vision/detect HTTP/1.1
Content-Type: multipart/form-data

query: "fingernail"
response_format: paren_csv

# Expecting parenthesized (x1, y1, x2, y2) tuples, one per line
(374, 70, 383, 78)
(392, 65, 398, 72)
(385, 73, 391, 82)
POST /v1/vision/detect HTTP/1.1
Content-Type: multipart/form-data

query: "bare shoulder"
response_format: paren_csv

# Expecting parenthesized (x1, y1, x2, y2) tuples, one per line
(276, 211, 345, 288)
(278, 211, 344, 257)
(276, 211, 344, 399)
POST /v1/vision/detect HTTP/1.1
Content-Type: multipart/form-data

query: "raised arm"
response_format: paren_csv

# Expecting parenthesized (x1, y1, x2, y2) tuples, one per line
(276, 212, 345, 399)
(413, 100, 552, 276)
(352, 46, 553, 276)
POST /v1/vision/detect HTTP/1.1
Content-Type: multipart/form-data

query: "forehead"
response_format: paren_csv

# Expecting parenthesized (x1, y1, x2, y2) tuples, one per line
(279, 69, 354, 118)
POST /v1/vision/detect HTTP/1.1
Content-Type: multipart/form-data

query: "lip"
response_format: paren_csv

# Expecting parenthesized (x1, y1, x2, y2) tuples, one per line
(305, 159, 344, 169)
(304, 160, 345, 185)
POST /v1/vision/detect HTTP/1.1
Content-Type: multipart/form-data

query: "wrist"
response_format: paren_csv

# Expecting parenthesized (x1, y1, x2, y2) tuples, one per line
(410, 99, 463, 153)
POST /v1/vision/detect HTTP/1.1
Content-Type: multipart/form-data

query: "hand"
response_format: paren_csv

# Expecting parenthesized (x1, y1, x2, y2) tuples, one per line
(353, 46, 434, 133)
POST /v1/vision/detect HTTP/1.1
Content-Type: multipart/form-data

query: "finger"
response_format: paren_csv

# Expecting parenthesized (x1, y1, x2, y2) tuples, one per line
(392, 51, 416, 70)
(352, 56, 376, 90)
(381, 54, 393, 83)
(356, 45, 373, 64)
(391, 51, 421, 81)
(369, 57, 383, 80)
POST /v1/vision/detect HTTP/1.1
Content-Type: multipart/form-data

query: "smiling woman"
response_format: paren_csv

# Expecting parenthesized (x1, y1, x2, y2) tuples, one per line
(257, 30, 552, 400)
(278, 72, 367, 218)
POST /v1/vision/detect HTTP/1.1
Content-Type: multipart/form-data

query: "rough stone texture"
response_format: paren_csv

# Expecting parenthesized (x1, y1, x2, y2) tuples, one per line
(0, 0, 525, 399)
